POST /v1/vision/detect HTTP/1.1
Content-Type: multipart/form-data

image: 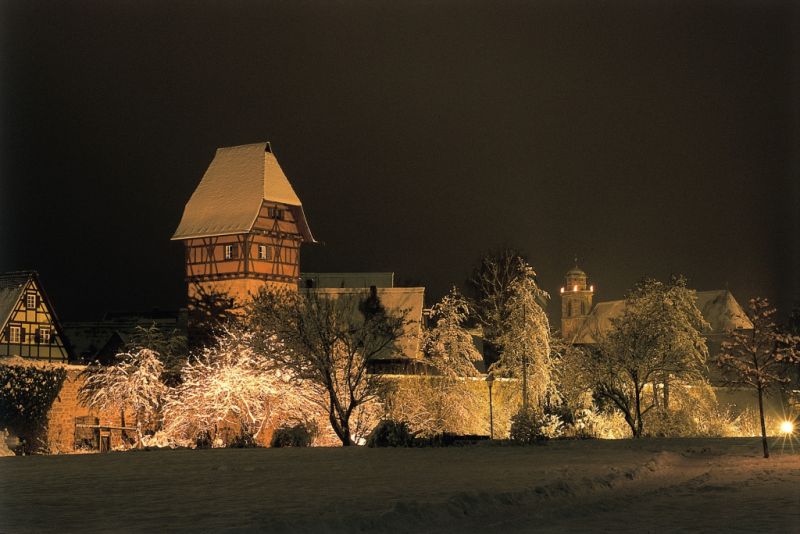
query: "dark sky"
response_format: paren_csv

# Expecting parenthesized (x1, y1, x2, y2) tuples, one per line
(1, 0, 798, 323)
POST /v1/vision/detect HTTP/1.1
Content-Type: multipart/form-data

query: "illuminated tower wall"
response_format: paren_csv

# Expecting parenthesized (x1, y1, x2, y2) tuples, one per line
(560, 264, 594, 340)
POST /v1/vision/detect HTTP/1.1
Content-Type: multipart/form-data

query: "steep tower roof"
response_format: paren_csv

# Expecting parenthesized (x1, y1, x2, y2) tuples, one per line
(172, 142, 315, 242)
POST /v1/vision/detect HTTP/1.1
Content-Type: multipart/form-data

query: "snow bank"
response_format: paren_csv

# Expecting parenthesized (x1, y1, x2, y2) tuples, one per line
(0, 438, 797, 532)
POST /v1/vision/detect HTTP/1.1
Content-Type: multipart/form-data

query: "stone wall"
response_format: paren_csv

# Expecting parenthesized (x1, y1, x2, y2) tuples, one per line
(47, 368, 135, 454)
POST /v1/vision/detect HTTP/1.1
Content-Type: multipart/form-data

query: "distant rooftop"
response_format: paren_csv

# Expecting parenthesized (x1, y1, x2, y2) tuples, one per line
(300, 272, 395, 289)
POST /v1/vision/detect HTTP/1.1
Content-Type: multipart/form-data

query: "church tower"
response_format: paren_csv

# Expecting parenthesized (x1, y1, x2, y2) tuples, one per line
(560, 261, 594, 340)
(172, 142, 316, 306)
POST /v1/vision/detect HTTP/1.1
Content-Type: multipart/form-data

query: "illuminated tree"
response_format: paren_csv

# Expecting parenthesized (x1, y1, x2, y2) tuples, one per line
(467, 247, 531, 346)
(423, 286, 482, 377)
(162, 327, 319, 446)
(717, 297, 800, 458)
(583, 276, 709, 438)
(79, 348, 167, 448)
(248, 288, 406, 446)
(492, 260, 553, 409)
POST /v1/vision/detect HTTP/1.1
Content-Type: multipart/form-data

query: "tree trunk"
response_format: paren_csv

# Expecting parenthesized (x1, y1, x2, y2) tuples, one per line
(663, 376, 670, 410)
(135, 413, 143, 450)
(634, 386, 643, 438)
(120, 409, 127, 445)
(329, 410, 352, 446)
(757, 385, 769, 459)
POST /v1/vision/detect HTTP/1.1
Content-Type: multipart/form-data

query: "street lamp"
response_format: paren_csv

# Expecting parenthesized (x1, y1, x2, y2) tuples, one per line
(486, 373, 495, 439)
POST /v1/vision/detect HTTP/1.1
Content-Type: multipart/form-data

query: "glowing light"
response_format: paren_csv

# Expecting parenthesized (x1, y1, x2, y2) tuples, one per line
(779, 420, 795, 434)
(573, 285, 578, 291)
(590, 285, 594, 292)
(560, 287, 564, 294)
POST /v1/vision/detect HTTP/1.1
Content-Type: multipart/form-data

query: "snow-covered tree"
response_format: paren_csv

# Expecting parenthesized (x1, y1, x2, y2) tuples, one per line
(79, 348, 167, 448)
(423, 287, 482, 377)
(584, 276, 709, 438)
(248, 288, 406, 446)
(125, 323, 188, 386)
(717, 297, 800, 458)
(162, 327, 319, 446)
(467, 247, 530, 346)
(492, 260, 553, 409)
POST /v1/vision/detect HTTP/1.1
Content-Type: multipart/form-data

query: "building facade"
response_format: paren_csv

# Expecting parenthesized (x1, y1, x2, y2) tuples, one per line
(172, 142, 316, 305)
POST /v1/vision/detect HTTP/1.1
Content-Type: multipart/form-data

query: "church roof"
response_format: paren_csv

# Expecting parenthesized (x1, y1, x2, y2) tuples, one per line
(171, 142, 315, 242)
(572, 289, 753, 344)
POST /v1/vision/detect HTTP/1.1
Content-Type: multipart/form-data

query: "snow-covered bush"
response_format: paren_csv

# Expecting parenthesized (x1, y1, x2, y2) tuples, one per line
(162, 327, 319, 447)
(0, 364, 66, 454)
(382, 376, 484, 438)
(366, 420, 414, 447)
(80, 349, 166, 448)
(509, 407, 562, 444)
(270, 421, 318, 447)
(564, 407, 629, 439)
(643, 382, 740, 438)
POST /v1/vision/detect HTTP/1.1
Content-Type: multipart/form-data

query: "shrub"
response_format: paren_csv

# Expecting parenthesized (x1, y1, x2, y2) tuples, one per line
(0, 364, 67, 454)
(229, 432, 260, 448)
(366, 419, 414, 447)
(270, 421, 318, 448)
(509, 407, 562, 444)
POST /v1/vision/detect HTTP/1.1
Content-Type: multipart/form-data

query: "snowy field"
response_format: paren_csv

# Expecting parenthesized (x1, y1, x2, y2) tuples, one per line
(1, 438, 798, 533)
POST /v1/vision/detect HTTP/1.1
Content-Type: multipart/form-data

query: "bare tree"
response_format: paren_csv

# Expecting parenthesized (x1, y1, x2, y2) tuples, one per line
(467, 248, 530, 344)
(79, 348, 167, 448)
(717, 297, 800, 458)
(248, 288, 407, 446)
(583, 276, 709, 438)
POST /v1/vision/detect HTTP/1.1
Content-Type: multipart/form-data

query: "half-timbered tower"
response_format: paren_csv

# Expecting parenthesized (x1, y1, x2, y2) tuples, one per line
(172, 142, 316, 305)
(0, 271, 72, 361)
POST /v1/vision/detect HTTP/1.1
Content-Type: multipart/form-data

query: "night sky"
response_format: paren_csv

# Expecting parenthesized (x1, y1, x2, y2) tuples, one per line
(1, 1, 798, 322)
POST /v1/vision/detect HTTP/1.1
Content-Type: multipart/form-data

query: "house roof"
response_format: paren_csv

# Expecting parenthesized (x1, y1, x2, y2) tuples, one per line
(306, 287, 425, 360)
(300, 272, 395, 289)
(171, 142, 315, 242)
(572, 289, 753, 344)
(0, 272, 33, 330)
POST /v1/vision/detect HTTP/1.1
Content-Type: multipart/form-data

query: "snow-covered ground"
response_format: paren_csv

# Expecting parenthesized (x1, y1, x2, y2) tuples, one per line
(1, 438, 798, 532)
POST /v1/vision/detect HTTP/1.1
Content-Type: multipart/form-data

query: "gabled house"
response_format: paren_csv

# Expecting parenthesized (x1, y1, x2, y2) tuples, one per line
(0, 271, 72, 362)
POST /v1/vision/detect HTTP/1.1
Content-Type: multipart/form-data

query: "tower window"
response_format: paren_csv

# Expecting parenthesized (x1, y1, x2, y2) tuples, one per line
(26, 293, 36, 309)
(224, 244, 238, 260)
(268, 207, 284, 220)
(257, 245, 272, 260)
(9, 325, 20, 344)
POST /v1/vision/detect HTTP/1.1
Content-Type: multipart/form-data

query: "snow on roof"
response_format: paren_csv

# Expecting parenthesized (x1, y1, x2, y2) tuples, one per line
(572, 289, 753, 344)
(306, 287, 425, 360)
(300, 272, 395, 288)
(0, 272, 32, 330)
(172, 142, 315, 242)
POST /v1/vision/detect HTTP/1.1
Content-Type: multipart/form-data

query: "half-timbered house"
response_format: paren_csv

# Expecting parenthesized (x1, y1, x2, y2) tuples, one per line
(0, 271, 72, 361)
(172, 142, 316, 305)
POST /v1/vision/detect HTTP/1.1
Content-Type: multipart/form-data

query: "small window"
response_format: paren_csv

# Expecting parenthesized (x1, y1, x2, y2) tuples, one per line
(39, 327, 50, 344)
(26, 293, 36, 309)
(224, 244, 236, 260)
(267, 207, 284, 220)
(257, 244, 270, 260)
(9, 325, 20, 344)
